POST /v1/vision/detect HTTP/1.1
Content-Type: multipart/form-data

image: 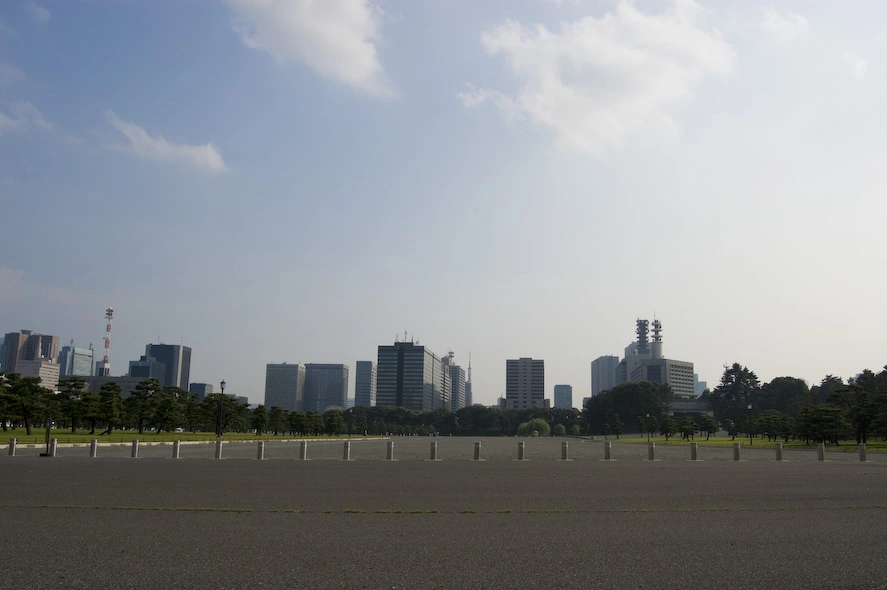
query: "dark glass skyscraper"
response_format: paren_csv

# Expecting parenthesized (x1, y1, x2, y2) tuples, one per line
(143, 344, 191, 390)
(376, 341, 448, 413)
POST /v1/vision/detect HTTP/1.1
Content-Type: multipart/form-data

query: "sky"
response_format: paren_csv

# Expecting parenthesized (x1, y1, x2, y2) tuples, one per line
(2, 0, 886, 406)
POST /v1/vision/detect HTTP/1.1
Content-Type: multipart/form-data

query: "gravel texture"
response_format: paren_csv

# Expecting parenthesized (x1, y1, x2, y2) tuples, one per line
(1, 437, 884, 589)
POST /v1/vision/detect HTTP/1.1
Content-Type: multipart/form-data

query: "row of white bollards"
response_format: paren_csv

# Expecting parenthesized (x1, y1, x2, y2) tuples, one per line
(4, 437, 873, 461)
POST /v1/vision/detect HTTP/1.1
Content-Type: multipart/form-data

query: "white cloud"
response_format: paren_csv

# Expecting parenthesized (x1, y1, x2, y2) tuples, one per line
(760, 7, 809, 43)
(106, 111, 228, 174)
(29, 3, 50, 26)
(0, 100, 53, 135)
(459, 0, 734, 154)
(844, 52, 868, 80)
(225, 0, 394, 98)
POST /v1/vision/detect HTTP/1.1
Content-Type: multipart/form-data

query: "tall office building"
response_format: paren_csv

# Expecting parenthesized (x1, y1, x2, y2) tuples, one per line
(59, 343, 95, 377)
(189, 383, 213, 401)
(2, 331, 59, 374)
(354, 361, 376, 407)
(376, 340, 448, 413)
(553, 384, 573, 409)
(443, 351, 466, 412)
(303, 364, 349, 413)
(264, 363, 306, 412)
(591, 355, 619, 396)
(143, 344, 191, 390)
(129, 355, 166, 380)
(505, 357, 544, 410)
(17, 359, 61, 390)
(613, 318, 695, 399)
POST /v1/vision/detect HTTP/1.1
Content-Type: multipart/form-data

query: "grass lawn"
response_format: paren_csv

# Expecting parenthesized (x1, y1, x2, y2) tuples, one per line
(0, 429, 365, 445)
(607, 434, 886, 452)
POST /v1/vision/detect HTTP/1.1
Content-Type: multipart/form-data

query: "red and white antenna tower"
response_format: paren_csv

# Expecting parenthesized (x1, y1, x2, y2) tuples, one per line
(100, 307, 113, 376)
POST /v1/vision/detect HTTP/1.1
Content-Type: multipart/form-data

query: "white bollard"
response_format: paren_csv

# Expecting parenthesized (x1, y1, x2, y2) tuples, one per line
(49, 438, 57, 457)
(386, 441, 395, 461)
(343, 441, 351, 461)
(690, 442, 698, 461)
(172, 440, 180, 459)
(256, 440, 264, 460)
(817, 442, 825, 461)
(300, 440, 308, 460)
(8, 438, 16, 457)
(430, 441, 438, 461)
(733, 442, 741, 461)
(560, 441, 569, 461)
(90, 439, 98, 458)
(131, 440, 139, 458)
(474, 441, 483, 461)
(859, 443, 867, 462)
(647, 442, 656, 461)
(604, 441, 612, 461)
(215, 439, 223, 459)
(518, 441, 526, 461)
(775, 442, 783, 462)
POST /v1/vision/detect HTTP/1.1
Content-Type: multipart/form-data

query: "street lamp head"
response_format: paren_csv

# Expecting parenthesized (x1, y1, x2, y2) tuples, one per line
(747, 403, 752, 410)
(220, 380, 226, 392)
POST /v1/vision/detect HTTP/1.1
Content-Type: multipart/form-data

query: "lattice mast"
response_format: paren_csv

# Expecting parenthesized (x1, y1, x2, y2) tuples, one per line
(100, 307, 113, 376)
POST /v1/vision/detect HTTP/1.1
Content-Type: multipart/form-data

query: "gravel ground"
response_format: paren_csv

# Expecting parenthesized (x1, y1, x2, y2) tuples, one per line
(1, 438, 884, 589)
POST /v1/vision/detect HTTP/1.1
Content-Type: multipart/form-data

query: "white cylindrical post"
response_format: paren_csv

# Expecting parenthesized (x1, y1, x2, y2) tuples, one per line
(733, 442, 741, 461)
(430, 441, 438, 461)
(859, 443, 867, 462)
(386, 441, 395, 461)
(8, 438, 16, 456)
(49, 438, 57, 457)
(90, 439, 98, 458)
(300, 440, 308, 460)
(215, 439, 223, 459)
(474, 441, 482, 461)
(131, 440, 139, 458)
(775, 442, 783, 461)
(256, 440, 264, 460)
(604, 441, 612, 461)
(690, 442, 698, 461)
(343, 441, 351, 461)
(561, 441, 569, 461)
(172, 440, 180, 459)
(647, 441, 655, 461)
(518, 441, 526, 461)
(817, 442, 825, 461)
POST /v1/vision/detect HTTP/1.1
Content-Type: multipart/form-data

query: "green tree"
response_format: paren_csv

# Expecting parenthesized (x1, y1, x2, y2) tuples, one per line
(552, 424, 566, 436)
(676, 415, 696, 440)
(268, 406, 286, 436)
(583, 381, 673, 434)
(517, 418, 550, 437)
(10, 376, 49, 435)
(324, 409, 344, 436)
(98, 382, 123, 435)
(659, 417, 677, 441)
(696, 414, 719, 440)
(79, 389, 101, 435)
(647, 416, 659, 438)
(609, 413, 623, 439)
(151, 388, 182, 433)
(251, 405, 268, 435)
(58, 376, 87, 433)
(569, 424, 581, 436)
(722, 418, 738, 440)
(0, 372, 14, 431)
(710, 363, 760, 424)
(126, 379, 160, 434)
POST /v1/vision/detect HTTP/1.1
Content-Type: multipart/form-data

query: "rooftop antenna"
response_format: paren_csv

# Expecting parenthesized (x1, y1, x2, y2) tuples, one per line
(468, 350, 472, 383)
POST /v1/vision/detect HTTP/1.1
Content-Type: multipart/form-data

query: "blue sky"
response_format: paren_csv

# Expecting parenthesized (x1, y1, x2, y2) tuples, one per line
(2, 0, 886, 405)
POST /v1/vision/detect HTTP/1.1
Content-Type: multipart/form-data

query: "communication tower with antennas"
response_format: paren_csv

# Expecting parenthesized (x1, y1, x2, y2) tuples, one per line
(98, 307, 113, 376)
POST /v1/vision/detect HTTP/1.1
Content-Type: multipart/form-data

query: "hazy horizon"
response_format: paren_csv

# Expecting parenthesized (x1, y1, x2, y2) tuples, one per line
(2, 1, 885, 405)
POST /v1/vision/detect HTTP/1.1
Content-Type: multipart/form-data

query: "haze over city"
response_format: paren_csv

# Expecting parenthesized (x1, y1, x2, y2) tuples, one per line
(2, 0, 885, 405)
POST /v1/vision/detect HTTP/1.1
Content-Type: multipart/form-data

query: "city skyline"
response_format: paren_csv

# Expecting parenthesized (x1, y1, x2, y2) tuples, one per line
(2, 1, 886, 405)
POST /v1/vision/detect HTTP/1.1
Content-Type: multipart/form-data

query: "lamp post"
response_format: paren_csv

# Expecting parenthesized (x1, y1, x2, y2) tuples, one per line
(217, 380, 226, 438)
(747, 403, 752, 446)
(646, 413, 650, 442)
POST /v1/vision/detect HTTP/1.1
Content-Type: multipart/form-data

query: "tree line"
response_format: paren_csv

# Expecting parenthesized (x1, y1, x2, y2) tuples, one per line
(582, 363, 887, 445)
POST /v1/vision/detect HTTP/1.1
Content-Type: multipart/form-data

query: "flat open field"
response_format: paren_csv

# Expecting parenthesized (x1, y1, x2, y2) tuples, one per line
(2, 438, 885, 589)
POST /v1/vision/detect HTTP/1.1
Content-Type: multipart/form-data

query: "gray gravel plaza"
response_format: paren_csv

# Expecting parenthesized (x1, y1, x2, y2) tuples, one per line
(1, 437, 885, 589)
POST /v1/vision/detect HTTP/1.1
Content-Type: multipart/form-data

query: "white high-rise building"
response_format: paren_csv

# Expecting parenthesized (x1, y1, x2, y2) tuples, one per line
(264, 363, 305, 412)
